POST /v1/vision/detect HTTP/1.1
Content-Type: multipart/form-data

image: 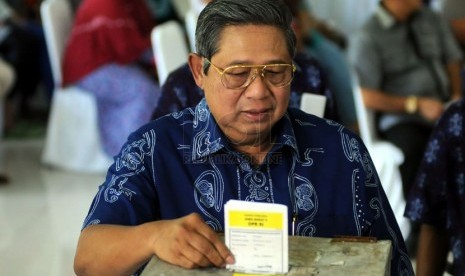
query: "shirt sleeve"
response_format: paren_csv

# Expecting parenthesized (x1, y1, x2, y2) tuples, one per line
(404, 104, 457, 226)
(355, 134, 414, 275)
(82, 128, 158, 229)
(436, 11, 463, 63)
(348, 30, 383, 90)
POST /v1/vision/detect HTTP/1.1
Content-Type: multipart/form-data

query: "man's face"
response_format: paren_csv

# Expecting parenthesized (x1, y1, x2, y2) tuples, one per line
(199, 25, 292, 146)
(402, 0, 423, 13)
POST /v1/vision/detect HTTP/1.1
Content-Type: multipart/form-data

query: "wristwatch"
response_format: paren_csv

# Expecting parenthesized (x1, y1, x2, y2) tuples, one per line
(405, 96, 418, 114)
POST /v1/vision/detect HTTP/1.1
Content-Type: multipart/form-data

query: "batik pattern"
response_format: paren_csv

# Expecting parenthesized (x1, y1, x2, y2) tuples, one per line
(405, 99, 465, 275)
(82, 98, 414, 275)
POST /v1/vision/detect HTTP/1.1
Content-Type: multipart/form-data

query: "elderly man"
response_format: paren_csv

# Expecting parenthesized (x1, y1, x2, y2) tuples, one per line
(74, 1, 413, 275)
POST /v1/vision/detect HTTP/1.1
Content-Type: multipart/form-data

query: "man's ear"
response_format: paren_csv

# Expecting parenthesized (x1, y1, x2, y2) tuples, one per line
(188, 53, 205, 89)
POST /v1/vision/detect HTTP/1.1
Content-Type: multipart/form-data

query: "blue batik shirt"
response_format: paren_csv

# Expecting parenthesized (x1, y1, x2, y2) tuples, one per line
(83, 98, 413, 275)
(405, 99, 465, 275)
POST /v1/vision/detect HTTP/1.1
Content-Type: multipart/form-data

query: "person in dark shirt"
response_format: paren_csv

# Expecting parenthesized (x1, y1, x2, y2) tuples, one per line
(405, 98, 465, 275)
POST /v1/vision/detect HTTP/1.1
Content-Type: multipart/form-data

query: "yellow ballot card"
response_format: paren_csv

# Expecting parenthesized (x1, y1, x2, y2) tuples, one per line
(224, 200, 288, 274)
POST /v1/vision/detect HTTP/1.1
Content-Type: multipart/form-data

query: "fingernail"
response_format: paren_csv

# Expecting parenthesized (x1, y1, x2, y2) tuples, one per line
(226, 255, 235, 264)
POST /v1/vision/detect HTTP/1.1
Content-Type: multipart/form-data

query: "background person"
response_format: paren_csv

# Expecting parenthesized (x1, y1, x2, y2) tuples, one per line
(0, 0, 47, 132)
(291, 0, 358, 132)
(404, 98, 465, 275)
(349, 0, 463, 201)
(62, 0, 161, 157)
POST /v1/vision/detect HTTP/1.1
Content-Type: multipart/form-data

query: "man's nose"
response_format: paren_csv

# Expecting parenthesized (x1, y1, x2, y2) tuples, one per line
(244, 69, 269, 98)
(249, 68, 266, 84)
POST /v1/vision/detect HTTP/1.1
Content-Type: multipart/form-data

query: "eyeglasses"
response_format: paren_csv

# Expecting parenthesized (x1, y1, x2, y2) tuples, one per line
(204, 59, 296, 90)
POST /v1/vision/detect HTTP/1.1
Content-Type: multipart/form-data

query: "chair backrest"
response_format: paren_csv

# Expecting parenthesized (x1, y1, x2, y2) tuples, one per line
(151, 20, 189, 85)
(351, 72, 376, 147)
(40, 0, 73, 88)
(299, 93, 327, 118)
(185, 9, 197, 52)
(171, 0, 191, 21)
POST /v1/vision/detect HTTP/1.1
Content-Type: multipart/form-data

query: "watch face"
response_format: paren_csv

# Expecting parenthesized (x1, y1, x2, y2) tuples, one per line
(406, 96, 418, 114)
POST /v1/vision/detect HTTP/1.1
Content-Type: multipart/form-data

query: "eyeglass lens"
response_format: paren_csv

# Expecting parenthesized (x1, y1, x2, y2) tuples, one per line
(222, 65, 293, 89)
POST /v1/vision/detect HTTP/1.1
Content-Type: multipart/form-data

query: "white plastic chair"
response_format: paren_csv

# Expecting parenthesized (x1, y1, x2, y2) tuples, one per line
(171, 0, 191, 21)
(299, 93, 327, 118)
(351, 73, 410, 240)
(185, 9, 197, 52)
(151, 20, 189, 85)
(40, 0, 112, 173)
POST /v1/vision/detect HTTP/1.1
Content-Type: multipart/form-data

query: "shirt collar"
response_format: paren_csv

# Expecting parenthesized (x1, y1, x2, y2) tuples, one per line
(376, 4, 397, 29)
(190, 98, 300, 162)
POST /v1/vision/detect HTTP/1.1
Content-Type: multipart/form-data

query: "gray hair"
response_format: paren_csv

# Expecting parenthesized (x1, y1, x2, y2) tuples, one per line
(195, 0, 297, 74)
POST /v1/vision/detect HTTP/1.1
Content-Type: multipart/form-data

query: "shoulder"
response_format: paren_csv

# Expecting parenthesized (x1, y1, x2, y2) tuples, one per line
(285, 108, 372, 176)
(287, 108, 359, 143)
(360, 14, 383, 34)
(132, 108, 196, 144)
(294, 52, 323, 71)
(287, 108, 338, 127)
(351, 16, 381, 50)
(421, 99, 464, 159)
(109, 108, 196, 177)
(292, 52, 328, 93)
(439, 99, 464, 124)
(293, 53, 327, 82)
(164, 63, 193, 84)
(161, 63, 202, 103)
(446, 98, 465, 115)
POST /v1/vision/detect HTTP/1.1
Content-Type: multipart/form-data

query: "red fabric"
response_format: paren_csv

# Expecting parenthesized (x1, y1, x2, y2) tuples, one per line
(62, 0, 155, 86)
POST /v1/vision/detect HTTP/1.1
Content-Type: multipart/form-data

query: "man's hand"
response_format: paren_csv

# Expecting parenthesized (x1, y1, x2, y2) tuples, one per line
(151, 213, 235, 269)
(418, 97, 444, 122)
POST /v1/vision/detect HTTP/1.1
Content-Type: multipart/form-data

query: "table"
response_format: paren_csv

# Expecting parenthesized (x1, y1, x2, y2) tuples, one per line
(140, 236, 391, 275)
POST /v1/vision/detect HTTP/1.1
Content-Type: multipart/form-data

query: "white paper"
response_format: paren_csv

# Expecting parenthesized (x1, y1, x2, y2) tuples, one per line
(224, 200, 288, 274)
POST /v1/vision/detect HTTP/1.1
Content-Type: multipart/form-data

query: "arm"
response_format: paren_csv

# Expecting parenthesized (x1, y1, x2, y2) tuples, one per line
(352, 132, 414, 274)
(438, 13, 463, 101)
(0, 57, 15, 96)
(449, 19, 465, 46)
(415, 224, 449, 276)
(361, 87, 444, 122)
(74, 213, 234, 276)
(446, 61, 463, 101)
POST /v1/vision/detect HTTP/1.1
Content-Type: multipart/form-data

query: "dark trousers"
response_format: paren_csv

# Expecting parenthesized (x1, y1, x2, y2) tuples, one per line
(381, 123, 432, 199)
(0, 22, 42, 113)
